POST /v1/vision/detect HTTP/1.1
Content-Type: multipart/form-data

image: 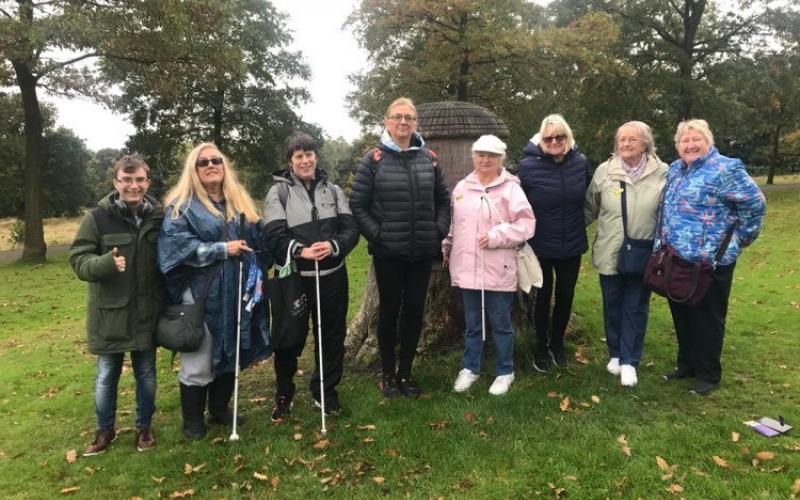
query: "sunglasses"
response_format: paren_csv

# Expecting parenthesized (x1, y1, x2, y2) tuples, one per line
(196, 157, 224, 168)
(542, 135, 566, 144)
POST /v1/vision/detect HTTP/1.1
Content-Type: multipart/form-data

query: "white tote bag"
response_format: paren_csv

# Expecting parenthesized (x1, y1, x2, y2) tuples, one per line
(516, 242, 543, 293)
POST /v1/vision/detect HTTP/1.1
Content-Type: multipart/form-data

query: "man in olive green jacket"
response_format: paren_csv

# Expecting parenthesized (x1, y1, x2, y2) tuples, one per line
(69, 156, 165, 456)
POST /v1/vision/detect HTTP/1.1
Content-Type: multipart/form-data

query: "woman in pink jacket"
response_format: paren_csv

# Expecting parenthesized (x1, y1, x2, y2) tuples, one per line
(442, 135, 536, 395)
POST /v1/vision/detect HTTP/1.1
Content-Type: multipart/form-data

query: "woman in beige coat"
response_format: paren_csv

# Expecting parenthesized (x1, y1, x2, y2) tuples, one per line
(585, 121, 667, 387)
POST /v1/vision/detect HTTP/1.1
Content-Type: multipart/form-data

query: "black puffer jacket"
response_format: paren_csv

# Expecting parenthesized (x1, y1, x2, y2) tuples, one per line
(517, 141, 591, 259)
(350, 135, 450, 262)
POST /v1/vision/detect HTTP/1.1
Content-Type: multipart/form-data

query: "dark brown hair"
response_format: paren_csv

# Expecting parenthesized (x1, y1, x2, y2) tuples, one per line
(112, 155, 150, 179)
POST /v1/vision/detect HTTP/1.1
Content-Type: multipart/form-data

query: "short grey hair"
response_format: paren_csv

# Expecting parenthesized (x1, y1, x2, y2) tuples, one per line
(614, 121, 655, 156)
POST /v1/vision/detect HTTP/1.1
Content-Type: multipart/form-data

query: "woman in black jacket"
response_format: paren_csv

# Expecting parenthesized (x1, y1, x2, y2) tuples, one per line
(349, 97, 450, 399)
(517, 114, 590, 372)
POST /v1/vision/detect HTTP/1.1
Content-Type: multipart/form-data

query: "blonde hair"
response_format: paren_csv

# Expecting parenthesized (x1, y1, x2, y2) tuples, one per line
(674, 119, 714, 148)
(538, 114, 576, 152)
(384, 97, 417, 118)
(614, 121, 656, 156)
(164, 143, 259, 223)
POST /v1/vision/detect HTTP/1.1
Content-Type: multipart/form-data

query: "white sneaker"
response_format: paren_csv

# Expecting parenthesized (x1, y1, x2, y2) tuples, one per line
(607, 357, 621, 376)
(620, 364, 638, 387)
(489, 373, 515, 395)
(453, 369, 480, 392)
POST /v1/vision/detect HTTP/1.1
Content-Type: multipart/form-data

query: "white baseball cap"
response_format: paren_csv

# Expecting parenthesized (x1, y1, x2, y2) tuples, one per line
(471, 135, 507, 156)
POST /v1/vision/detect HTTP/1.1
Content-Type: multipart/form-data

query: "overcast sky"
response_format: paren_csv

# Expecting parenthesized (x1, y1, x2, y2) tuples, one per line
(49, 0, 366, 151)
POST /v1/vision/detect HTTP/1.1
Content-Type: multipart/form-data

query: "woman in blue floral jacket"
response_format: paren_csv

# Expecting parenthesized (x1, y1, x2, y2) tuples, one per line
(658, 119, 766, 395)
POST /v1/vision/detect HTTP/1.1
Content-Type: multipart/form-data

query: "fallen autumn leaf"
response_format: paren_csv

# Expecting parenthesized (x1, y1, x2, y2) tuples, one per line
(712, 456, 729, 468)
(755, 451, 776, 461)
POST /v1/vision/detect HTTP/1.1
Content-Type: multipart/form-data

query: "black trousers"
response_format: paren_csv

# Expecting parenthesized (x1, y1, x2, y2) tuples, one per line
(372, 256, 433, 376)
(273, 266, 348, 400)
(667, 263, 735, 384)
(534, 255, 582, 354)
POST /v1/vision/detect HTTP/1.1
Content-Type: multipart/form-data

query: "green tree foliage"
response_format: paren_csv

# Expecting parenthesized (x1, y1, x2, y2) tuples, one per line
(1, 0, 309, 261)
(108, 0, 314, 199)
(347, 0, 798, 171)
(86, 148, 123, 204)
(318, 137, 355, 185)
(346, 0, 623, 157)
(41, 128, 92, 217)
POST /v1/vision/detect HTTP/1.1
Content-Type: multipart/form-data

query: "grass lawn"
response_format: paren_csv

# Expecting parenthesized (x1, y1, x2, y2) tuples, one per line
(0, 186, 798, 499)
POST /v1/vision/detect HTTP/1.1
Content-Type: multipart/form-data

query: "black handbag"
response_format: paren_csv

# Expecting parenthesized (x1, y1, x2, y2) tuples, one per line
(155, 265, 217, 352)
(617, 181, 653, 276)
(645, 233, 733, 305)
(644, 182, 735, 305)
(268, 247, 309, 350)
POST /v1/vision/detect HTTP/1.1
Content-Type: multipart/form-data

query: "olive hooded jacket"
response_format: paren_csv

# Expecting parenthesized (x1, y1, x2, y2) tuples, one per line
(69, 193, 165, 354)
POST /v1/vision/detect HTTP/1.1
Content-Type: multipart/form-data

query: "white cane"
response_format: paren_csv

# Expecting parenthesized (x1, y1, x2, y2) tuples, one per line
(314, 259, 327, 435)
(479, 195, 487, 343)
(229, 216, 245, 442)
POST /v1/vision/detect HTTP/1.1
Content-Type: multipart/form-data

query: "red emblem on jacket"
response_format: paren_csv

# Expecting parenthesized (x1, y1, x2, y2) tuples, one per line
(429, 149, 439, 168)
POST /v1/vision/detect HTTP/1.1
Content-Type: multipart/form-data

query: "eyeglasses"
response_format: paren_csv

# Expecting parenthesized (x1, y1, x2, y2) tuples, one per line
(196, 157, 224, 168)
(542, 134, 566, 144)
(617, 137, 641, 144)
(387, 114, 417, 122)
(115, 176, 149, 185)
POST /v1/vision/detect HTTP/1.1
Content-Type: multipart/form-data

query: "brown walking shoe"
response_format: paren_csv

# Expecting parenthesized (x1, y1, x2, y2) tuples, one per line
(83, 428, 116, 457)
(135, 426, 156, 452)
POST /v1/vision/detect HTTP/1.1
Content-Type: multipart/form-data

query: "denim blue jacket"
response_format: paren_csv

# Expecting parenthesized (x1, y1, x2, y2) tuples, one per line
(158, 198, 272, 373)
(659, 147, 766, 266)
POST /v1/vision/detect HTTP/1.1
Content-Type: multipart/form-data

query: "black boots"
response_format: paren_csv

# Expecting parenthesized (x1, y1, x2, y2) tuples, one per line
(179, 383, 207, 440)
(207, 373, 245, 426)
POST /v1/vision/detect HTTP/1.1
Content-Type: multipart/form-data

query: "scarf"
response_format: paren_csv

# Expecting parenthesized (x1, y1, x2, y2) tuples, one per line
(622, 154, 648, 183)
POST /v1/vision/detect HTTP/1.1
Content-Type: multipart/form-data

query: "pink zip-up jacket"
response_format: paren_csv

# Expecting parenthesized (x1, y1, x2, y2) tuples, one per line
(442, 169, 535, 292)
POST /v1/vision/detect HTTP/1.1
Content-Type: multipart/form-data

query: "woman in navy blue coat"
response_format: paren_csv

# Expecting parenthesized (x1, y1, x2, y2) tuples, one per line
(517, 114, 590, 371)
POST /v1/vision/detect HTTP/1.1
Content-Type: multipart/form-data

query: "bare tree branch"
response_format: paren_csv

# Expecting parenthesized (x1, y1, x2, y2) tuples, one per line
(35, 51, 99, 80)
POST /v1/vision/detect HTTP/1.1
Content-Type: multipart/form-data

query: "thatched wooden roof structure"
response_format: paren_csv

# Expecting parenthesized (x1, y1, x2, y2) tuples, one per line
(417, 101, 509, 140)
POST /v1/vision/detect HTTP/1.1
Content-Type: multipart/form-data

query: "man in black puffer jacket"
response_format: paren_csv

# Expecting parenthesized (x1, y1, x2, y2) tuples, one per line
(349, 97, 450, 399)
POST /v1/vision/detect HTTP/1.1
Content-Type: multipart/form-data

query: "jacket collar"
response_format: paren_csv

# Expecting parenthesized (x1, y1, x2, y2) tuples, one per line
(607, 154, 662, 181)
(379, 129, 424, 152)
(463, 168, 517, 190)
(681, 146, 719, 171)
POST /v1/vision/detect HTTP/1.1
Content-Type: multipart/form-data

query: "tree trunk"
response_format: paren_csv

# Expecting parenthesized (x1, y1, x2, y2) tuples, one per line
(345, 261, 536, 367)
(12, 59, 47, 263)
(767, 126, 781, 185)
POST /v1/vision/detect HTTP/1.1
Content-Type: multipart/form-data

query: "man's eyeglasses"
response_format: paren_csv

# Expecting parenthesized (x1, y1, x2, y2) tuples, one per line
(115, 176, 149, 185)
(196, 157, 224, 168)
(387, 114, 417, 122)
(542, 134, 566, 144)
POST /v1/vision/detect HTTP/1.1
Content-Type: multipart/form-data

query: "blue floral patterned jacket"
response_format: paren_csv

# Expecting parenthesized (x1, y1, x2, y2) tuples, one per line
(659, 147, 766, 266)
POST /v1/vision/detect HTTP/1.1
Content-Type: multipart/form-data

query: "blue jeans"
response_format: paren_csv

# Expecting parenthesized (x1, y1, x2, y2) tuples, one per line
(95, 350, 157, 430)
(599, 274, 651, 366)
(462, 289, 515, 376)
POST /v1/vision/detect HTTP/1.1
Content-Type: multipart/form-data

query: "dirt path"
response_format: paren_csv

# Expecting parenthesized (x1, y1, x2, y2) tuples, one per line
(0, 243, 70, 264)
